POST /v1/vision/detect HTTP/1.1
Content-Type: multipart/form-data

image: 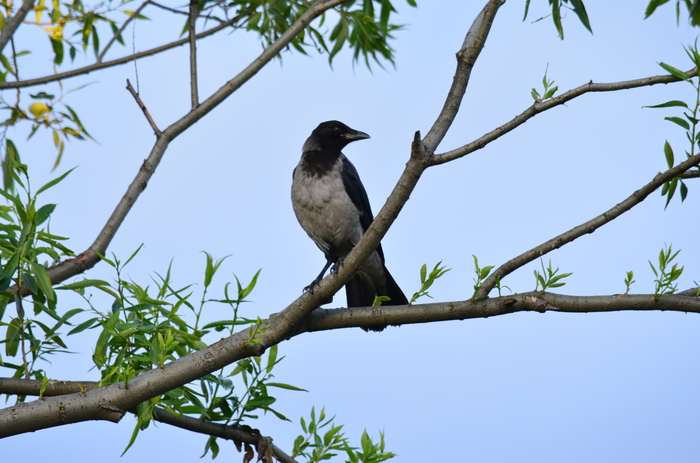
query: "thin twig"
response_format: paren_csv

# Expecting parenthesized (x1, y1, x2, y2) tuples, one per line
(126, 79, 161, 135)
(150, 1, 226, 23)
(680, 170, 700, 179)
(474, 150, 700, 298)
(97, 0, 151, 63)
(431, 68, 700, 165)
(0, 10, 251, 90)
(15, 296, 29, 379)
(188, 0, 199, 108)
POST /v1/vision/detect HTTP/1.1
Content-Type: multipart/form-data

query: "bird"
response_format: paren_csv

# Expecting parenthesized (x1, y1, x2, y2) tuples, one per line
(291, 120, 408, 313)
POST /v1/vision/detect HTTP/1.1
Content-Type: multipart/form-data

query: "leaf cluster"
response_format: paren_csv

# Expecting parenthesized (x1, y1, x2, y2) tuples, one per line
(0, 158, 74, 380)
(649, 244, 684, 299)
(645, 46, 700, 207)
(409, 261, 450, 304)
(534, 259, 572, 292)
(645, 0, 700, 27)
(292, 407, 395, 463)
(234, 0, 416, 68)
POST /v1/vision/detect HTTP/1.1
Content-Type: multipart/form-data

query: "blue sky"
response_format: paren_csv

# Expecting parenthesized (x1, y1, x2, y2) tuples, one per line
(3, 1, 700, 462)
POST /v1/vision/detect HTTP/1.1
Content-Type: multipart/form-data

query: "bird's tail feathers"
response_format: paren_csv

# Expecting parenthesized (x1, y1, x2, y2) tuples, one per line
(382, 266, 408, 306)
(345, 267, 408, 332)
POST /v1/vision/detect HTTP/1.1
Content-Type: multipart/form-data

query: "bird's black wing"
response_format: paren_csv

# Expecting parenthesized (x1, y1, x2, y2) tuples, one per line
(340, 155, 385, 262)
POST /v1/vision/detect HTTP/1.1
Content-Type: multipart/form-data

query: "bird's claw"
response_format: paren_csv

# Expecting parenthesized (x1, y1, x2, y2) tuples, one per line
(303, 278, 322, 295)
(331, 257, 345, 275)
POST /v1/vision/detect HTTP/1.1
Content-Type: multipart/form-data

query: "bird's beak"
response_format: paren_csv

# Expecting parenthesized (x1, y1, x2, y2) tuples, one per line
(343, 130, 370, 142)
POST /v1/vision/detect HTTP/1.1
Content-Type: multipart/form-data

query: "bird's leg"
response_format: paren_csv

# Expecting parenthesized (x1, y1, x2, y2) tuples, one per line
(303, 253, 335, 294)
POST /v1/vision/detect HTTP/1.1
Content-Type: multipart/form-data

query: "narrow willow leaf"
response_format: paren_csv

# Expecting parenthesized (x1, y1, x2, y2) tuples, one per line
(36, 168, 75, 195)
(664, 140, 674, 168)
(664, 116, 690, 130)
(56, 279, 110, 290)
(659, 62, 690, 80)
(643, 99, 689, 109)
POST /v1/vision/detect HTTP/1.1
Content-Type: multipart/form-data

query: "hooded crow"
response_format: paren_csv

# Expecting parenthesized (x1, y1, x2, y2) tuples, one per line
(291, 120, 408, 310)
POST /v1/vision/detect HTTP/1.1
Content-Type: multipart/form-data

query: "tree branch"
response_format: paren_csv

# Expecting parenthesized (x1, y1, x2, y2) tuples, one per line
(296, 292, 700, 333)
(318, 1, 506, 318)
(126, 79, 161, 135)
(422, 0, 503, 153)
(151, 409, 298, 463)
(188, 0, 199, 108)
(680, 169, 700, 179)
(0, 0, 36, 55)
(0, 378, 297, 463)
(20, 0, 344, 294)
(0, 9, 250, 90)
(0, 0, 361, 438)
(474, 150, 700, 299)
(431, 69, 699, 165)
(96, 0, 151, 63)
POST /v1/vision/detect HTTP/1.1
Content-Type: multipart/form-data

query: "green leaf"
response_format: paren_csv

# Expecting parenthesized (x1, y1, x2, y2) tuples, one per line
(36, 203, 56, 226)
(32, 261, 55, 301)
(36, 168, 75, 195)
(266, 343, 278, 373)
(643, 99, 689, 109)
(664, 140, 674, 168)
(244, 396, 276, 410)
(22, 272, 38, 295)
(267, 382, 308, 392)
(523, 0, 532, 21)
(67, 317, 100, 335)
(665, 178, 677, 208)
(3, 139, 20, 192)
(659, 62, 690, 80)
(679, 180, 688, 202)
(645, 0, 672, 19)
(50, 37, 64, 65)
(56, 279, 110, 290)
(664, 116, 690, 130)
(239, 269, 261, 299)
(568, 0, 593, 33)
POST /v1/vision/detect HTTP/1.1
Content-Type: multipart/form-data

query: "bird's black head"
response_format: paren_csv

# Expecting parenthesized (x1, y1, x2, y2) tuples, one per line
(303, 120, 370, 154)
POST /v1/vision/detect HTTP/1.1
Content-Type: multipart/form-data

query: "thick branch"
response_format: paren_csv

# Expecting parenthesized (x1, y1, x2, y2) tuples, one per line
(431, 68, 700, 165)
(474, 150, 700, 298)
(318, 2, 506, 314)
(0, 0, 359, 438)
(0, 377, 296, 462)
(0, 377, 295, 462)
(296, 292, 700, 332)
(0, 378, 98, 396)
(0, 0, 36, 55)
(151, 409, 298, 463)
(422, 0, 503, 153)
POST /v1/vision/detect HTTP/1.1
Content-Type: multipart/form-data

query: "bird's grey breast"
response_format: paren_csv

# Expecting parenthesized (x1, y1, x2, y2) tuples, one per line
(291, 156, 363, 255)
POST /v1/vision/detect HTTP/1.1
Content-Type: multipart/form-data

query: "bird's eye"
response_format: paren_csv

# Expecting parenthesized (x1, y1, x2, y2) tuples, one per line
(334, 126, 341, 133)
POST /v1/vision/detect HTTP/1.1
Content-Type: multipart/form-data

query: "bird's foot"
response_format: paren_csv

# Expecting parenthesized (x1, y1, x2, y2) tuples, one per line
(303, 278, 322, 295)
(330, 257, 345, 275)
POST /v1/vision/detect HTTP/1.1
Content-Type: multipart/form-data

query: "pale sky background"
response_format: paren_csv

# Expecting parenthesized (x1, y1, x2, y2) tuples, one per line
(3, 1, 700, 462)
